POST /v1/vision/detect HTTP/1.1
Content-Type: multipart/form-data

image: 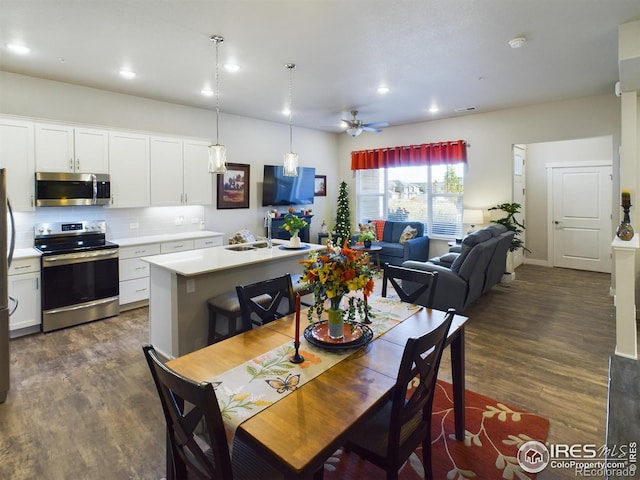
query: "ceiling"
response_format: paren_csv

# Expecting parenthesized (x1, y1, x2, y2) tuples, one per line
(1, 0, 639, 134)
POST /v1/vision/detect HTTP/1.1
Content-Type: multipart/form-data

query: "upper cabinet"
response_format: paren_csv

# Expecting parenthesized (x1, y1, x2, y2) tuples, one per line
(0, 118, 36, 211)
(108, 131, 150, 208)
(35, 123, 109, 173)
(150, 137, 212, 206)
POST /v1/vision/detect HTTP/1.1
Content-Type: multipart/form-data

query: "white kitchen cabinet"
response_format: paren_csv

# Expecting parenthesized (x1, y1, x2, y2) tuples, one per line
(118, 235, 222, 309)
(182, 140, 213, 206)
(194, 236, 223, 249)
(35, 123, 109, 173)
(0, 118, 36, 211)
(8, 257, 41, 336)
(150, 136, 213, 206)
(119, 244, 160, 307)
(108, 131, 150, 208)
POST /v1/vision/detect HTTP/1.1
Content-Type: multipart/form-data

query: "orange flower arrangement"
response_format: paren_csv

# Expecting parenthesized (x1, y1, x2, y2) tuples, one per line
(300, 241, 374, 323)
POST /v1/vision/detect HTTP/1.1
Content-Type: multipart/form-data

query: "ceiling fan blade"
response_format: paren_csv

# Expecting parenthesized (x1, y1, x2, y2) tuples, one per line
(363, 122, 389, 128)
(362, 126, 383, 133)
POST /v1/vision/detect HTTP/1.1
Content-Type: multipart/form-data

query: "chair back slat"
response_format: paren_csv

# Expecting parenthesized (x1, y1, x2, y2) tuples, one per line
(236, 273, 295, 328)
(382, 263, 439, 308)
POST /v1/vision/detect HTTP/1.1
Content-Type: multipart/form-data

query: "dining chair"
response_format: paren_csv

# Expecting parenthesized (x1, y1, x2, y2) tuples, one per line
(142, 345, 283, 480)
(381, 263, 439, 308)
(206, 290, 272, 344)
(342, 309, 455, 480)
(236, 273, 296, 329)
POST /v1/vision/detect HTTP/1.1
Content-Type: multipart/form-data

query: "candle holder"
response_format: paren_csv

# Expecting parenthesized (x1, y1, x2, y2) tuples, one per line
(616, 204, 634, 241)
(289, 341, 305, 364)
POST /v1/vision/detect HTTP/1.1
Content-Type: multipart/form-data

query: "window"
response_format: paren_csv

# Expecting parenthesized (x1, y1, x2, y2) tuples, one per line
(356, 164, 464, 238)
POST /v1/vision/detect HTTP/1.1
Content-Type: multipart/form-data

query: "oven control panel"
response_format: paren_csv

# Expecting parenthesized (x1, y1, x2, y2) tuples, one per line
(34, 220, 107, 237)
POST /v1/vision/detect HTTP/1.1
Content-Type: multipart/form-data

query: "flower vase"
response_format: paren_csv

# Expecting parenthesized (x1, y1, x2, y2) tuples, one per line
(327, 297, 344, 339)
(617, 206, 634, 241)
(289, 231, 301, 248)
(363, 240, 372, 248)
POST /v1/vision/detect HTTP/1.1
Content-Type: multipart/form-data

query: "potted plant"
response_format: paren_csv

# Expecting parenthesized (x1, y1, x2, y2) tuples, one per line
(279, 214, 308, 248)
(359, 231, 376, 248)
(488, 202, 530, 281)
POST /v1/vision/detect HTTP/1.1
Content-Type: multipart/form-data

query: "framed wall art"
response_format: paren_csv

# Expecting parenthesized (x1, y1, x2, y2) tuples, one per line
(217, 163, 250, 209)
(314, 175, 327, 196)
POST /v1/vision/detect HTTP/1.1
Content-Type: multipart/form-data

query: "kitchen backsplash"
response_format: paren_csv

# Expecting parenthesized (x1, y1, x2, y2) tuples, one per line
(12, 205, 207, 249)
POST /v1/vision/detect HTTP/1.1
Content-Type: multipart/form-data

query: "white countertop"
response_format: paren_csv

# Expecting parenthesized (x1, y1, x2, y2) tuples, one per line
(12, 247, 41, 259)
(141, 239, 325, 276)
(112, 230, 223, 247)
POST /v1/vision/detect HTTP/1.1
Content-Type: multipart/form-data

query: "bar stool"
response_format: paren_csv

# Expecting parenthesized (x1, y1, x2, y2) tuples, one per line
(206, 290, 271, 344)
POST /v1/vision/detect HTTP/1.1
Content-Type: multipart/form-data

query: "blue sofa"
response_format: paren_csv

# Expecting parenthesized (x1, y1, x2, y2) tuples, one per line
(361, 221, 430, 266)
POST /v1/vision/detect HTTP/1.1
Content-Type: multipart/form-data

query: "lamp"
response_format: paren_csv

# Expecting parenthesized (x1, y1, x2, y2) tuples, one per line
(463, 209, 484, 233)
(208, 35, 227, 174)
(283, 63, 298, 177)
(346, 126, 363, 137)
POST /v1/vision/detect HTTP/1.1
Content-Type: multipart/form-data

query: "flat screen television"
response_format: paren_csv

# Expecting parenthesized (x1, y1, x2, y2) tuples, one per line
(262, 165, 316, 206)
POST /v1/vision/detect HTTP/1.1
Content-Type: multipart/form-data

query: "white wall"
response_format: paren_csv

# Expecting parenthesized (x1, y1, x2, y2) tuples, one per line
(0, 71, 339, 247)
(336, 94, 621, 260)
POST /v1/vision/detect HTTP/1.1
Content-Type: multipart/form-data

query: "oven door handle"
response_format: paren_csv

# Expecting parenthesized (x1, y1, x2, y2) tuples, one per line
(42, 249, 119, 266)
(44, 296, 119, 316)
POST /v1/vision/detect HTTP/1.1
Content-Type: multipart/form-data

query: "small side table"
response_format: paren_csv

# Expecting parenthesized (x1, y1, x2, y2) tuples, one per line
(353, 245, 382, 271)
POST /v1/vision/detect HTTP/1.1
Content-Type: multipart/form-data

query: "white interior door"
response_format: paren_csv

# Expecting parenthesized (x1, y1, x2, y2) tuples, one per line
(549, 163, 612, 273)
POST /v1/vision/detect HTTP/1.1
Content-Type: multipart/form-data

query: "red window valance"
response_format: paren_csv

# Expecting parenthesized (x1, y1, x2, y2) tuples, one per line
(351, 140, 467, 170)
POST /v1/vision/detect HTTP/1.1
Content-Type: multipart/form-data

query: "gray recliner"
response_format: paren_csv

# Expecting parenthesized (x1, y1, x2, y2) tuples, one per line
(403, 224, 514, 312)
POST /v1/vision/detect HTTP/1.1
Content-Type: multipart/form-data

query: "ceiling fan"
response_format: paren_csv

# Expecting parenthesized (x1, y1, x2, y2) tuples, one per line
(342, 110, 389, 137)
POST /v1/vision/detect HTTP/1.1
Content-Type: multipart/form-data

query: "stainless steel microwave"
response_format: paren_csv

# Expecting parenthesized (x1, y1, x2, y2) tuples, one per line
(35, 172, 111, 207)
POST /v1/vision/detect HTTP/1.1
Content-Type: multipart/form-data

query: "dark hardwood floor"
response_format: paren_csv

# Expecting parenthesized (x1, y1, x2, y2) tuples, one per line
(0, 264, 616, 479)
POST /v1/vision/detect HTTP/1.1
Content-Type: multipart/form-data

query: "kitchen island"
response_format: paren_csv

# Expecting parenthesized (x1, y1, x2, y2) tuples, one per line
(142, 240, 325, 359)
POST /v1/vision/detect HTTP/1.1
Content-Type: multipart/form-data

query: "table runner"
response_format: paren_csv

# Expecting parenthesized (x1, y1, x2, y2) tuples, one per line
(208, 297, 422, 450)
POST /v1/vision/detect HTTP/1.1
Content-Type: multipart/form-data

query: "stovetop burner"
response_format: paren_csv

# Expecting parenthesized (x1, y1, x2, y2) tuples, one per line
(34, 220, 119, 255)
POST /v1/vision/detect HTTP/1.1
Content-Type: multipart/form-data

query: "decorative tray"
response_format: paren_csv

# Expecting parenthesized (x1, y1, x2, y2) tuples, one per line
(303, 321, 373, 350)
(278, 244, 311, 251)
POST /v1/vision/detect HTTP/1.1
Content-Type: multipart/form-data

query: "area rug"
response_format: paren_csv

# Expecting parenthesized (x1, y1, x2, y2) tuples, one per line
(322, 380, 550, 479)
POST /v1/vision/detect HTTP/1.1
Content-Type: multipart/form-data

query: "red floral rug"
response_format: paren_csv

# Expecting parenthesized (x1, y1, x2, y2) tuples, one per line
(322, 380, 550, 479)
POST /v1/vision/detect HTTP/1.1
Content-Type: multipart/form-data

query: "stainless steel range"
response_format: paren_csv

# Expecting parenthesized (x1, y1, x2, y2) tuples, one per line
(34, 220, 119, 333)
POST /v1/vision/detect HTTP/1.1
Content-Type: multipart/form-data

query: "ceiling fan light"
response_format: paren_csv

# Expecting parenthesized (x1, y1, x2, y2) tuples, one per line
(346, 127, 363, 137)
(283, 152, 298, 177)
(208, 144, 227, 174)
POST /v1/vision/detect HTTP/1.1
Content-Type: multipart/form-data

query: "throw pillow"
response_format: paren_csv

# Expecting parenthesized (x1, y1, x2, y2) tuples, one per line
(399, 225, 418, 244)
(371, 220, 386, 241)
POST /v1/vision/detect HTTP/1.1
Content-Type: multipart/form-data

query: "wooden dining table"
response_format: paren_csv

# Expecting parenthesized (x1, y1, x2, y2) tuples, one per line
(167, 302, 467, 478)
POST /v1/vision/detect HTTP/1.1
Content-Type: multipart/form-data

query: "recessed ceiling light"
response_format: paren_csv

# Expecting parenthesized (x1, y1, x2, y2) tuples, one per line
(508, 36, 526, 49)
(6, 43, 30, 55)
(119, 69, 136, 79)
(282, 108, 291, 116)
(201, 88, 214, 97)
(429, 105, 439, 113)
(223, 63, 240, 73)
(377, 86, 389, 94)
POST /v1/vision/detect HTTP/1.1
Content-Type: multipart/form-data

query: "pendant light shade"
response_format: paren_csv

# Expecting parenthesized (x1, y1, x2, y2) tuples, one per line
(208, 35, 227, 174)
(283, 63, 298, 177)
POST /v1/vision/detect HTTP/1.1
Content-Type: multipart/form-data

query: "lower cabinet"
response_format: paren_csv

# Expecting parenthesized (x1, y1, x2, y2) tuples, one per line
(8, 257, 41, 337)
(119, 235, 223, 309)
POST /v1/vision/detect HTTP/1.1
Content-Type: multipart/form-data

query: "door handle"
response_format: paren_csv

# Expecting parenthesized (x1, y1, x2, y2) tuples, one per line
(554, 221, 561, 225)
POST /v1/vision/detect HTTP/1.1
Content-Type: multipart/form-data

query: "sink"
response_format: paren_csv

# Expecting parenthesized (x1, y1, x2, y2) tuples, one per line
(225, 245, 257, 252)
(252, 242, 269, 248)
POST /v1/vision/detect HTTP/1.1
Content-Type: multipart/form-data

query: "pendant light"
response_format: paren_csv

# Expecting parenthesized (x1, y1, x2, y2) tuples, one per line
(283, 63, 298, 177)
(208, 35, 227, 174)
